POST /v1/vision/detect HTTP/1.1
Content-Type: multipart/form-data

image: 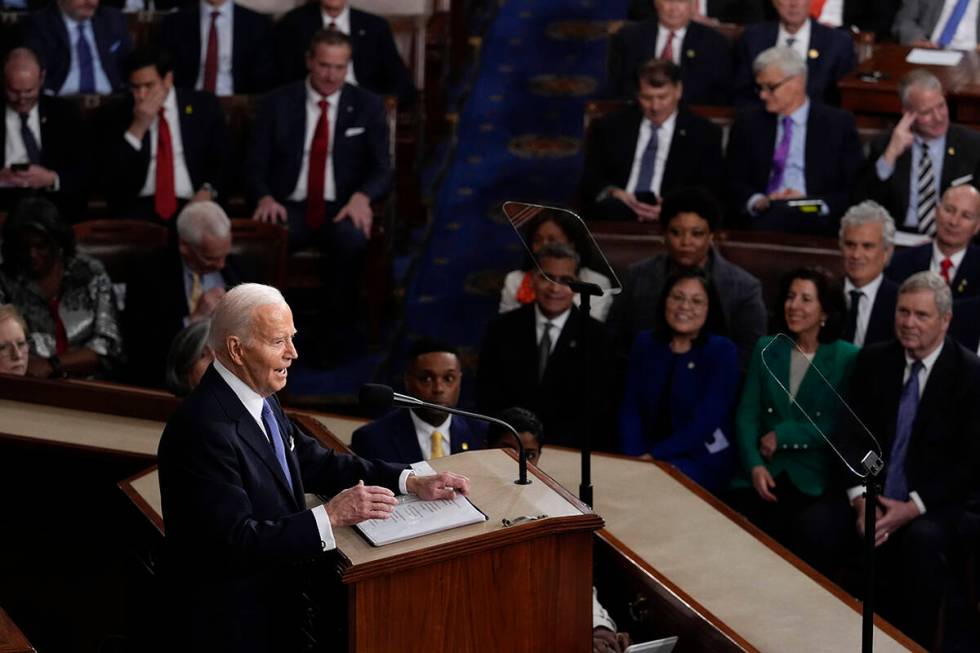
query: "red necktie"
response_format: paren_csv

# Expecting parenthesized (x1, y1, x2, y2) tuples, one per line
(661, 31, 675, 61)
(203, 10, 219, 94)
(47, 296, 67, 355)
(305, 98, 330, 229)
(155, 108, 177, 221)
(810, 0, 827, 19)
(940, 257, 953, 284)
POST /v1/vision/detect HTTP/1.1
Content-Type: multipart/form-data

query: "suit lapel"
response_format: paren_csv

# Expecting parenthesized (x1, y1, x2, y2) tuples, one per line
(334, 84, 355, 162)
(804, 103, 822, 193)
(187, 8, 203, 82)
(912, 341, 955, 441)
(662, 110, 689, 190)
(397, 410, 425, 463)
(763, 337, 792, 415)
(230, 6, 244, 88)
(941, 127, 960, 188)
(952, 246, 979, 297)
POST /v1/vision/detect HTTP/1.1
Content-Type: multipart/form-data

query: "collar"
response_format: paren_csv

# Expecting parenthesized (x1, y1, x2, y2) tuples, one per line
(906, 339, 944, 373)
(914, 132, 946, 149)
(657, 23, 687, 41)
(778, 17, 811, 40)
(409, 408, 451, 437)
(781, 97, 809, 124)
(646, 109, 677, 132)
(200, 0, 232, 18)
(304, 79, 342, 107)
(932, 241, 967, 268)
(5, 103, 38, 121)
(321, 4, 350, 32)
(213, 358, 266, 427)
(845, 272, 884, 295)
(534, 304, 572, 331)
(162, 87, 177, 115)
(60, 10, 90, 31)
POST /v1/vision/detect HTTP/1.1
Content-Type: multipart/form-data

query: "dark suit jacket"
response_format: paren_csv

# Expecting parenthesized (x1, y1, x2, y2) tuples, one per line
(245, 81, 391, 207)
(274, 5, 415, 104)
(23, 3, 132, 95)
(157, 3, 275, 95)
(476, 304, 613, 450)
(886, 243, 980, 299)
(951, 296, 980, 352)
(845, 276, 899, 347)
(627, 0, 767, 23)
(158, 365, 406, 652)
(725, 101, 863, 230)
(579, 105, 723, 215)
(607, 19, 734, 105)
(733, 19, 856, 106)
(858, 124, 980, 232)
(350, 408, 487, 464)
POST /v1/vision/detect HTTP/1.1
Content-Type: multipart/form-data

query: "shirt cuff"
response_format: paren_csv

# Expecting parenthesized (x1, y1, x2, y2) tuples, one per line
(124, 132, 143, 151)
(747, 193, 766, 216)
(909, 490, 926, 515)
(50, 172, 60, 192)
(875, 155, 894, 181)
(398, 469, 413, 495)
(312, 504, 335, 552)
(846, 485, 864, 503)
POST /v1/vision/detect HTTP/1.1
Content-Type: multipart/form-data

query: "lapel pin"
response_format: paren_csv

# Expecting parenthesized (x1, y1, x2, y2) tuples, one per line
(808, 49, 819, 59)
(461, 442, 469, 451)
(185, 104, 192, 115)
(959, 279, 967, 293)
(949, 146, 956, 156)
(687, 361, 695, 369)
(679, 128, 686, 136)
(686, 49, 695, 58)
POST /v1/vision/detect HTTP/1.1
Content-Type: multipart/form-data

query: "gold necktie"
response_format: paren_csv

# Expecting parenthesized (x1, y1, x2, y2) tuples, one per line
(188, 272, 203, 314)
(430, 430, 445, 459)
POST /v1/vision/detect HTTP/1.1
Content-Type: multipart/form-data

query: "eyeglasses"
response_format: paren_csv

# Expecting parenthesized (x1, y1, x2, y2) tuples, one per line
(0, 339, 29, 360)
(755, 75, 795, 94)
(667, 292, 707, 309)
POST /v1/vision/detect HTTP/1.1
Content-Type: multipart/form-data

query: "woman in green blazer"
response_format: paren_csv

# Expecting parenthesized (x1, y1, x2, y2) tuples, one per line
(731, 266, 859, 551)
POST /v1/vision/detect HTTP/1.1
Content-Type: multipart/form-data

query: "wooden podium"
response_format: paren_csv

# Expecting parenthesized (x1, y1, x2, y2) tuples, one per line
(332, 449, 603, 653)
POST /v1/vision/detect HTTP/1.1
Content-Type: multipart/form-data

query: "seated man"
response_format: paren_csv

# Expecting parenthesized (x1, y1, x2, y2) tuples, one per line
(485, 406, 543, 465)
(894, 0, 980, 48)
(581, 59, 723, 222)
(839, 201, 900, 348)
(157, 0, 276, 96)
(626, 0, 766, 24)
(886, 183, 980, 298)
(607, 0, 734, 104)
(350, 339, 486, 464)
(858, 70, 980, 235)
(726, 47, 862, 235)
(99, 47, 229, 222)
(23, 0, 131, 96)
(733, 0, 856, 106)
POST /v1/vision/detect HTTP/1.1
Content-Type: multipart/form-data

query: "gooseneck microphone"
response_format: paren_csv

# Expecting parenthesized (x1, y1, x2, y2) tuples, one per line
(359, 383, 531, 485)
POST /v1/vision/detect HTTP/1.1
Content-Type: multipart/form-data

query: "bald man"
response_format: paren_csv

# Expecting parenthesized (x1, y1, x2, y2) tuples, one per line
(886, 184, 980, 299)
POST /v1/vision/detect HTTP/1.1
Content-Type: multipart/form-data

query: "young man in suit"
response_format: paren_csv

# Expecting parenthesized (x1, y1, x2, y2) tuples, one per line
(726, 46, 863, 234)
(894, 0, 980, 48)
(581, 59, 723, 222)
(157, 283, 469, 652)
(351, 340, 486, 464)
(607, 0, 734, 104)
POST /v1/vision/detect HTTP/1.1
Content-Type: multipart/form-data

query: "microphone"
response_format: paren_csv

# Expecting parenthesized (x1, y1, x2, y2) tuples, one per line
(359, 383, 531, 485)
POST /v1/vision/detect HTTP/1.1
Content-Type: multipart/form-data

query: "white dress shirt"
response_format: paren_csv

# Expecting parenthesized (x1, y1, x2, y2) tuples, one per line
(816, 0, 844, 27)
(777, 18, 811, 62)
(844, 273, 884, 347)
(4, 104, 41, 167)
(409, 410, 452, 461)
(931, 0, 979, 50)
(535, 305, 571, 354)
(59, 13, 113, 95)
(625, 110, 676, 198)
(124, 88, 195, 198)
(288, 81, 340, 202)
(321, 6, 358, 85)
(196, 0, 235, 96)
(929, 242, 966, 282)
(655, 24, 687, 65)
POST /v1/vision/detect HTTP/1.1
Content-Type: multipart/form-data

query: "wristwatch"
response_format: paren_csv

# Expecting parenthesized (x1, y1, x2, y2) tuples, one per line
(199, 182, 218, 200)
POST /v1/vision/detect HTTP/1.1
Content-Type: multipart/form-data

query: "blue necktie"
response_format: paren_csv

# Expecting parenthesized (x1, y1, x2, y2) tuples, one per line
(633, 121, 659, 193)
(19, 113, 40, 164)
(261, 399, 294, 491)
(938, 0, 971, 48)
(76, 22, 95, 94)
(883, 360, 923, 500)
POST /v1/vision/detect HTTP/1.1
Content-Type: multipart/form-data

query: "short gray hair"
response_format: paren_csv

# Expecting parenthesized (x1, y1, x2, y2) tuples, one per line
(839, 200, 897, 249)
(165, 318, 211, 396)
(752, 46, 807, 81)
(899, 271, 952, 317)
(176, 201, 231, 246)
(0, 304, 27, 334)
(899, 69, 943, 108)
(209, 283, 286, 351)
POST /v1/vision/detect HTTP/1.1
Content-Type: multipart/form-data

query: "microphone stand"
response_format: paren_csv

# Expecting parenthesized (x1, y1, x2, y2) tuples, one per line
(859, 451, 884, 653)
(567, 279, 603, 508)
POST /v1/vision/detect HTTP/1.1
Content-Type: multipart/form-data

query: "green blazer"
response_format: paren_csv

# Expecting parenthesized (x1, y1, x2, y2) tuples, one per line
(733, 335, 859, 496)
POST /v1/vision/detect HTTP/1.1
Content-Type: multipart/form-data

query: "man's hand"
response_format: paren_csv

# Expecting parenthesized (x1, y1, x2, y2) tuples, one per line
(26, 355, 54, 379)
(333, 191, 373, 238)
(852, 495, 883, 539)
(758, 430, 777, 461)
(873, 496, 921, 547)
(405, 471, 471, 500)
(190, 287, 226, 320)
(592, 627, 631, 653)
(882, 111, 917, 166)
(751, 195, 771, 213)
(190, 188, 214, 203)
(768, 188, 804, 201)
(252, 195, 287, 224)
(910, 39, 936, 49)
(610, 188, 660, 222)
(128, 84, 167, 140)
(324, 480, 399, 527)
(11, 164, 56, 189)
(751, 465, 778, 502)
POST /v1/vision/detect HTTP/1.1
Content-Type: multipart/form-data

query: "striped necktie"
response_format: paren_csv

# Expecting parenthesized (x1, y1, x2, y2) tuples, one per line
(916, 142, 937, 235)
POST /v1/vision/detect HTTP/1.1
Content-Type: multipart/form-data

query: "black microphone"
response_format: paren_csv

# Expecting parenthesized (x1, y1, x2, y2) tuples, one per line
(359, 383, 531, 485)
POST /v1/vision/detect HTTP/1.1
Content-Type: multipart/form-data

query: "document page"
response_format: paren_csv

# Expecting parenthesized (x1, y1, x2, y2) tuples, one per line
(355, 493, 488, 546)
(905, 49, 963, 66)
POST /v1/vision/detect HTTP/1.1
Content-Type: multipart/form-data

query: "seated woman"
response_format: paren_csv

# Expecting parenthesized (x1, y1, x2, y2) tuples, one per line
(164, 318, 213, 397)
(0, 304, 29, 376)
(619, 267, 740, 493)
(0, 198, 124, 378)
(499, 210, 613, 321)
(730, 266, 858, 551)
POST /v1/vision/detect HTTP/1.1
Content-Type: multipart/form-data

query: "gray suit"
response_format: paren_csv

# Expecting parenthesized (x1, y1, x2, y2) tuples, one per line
(893, 0, 980, 43)
(607, 247, 767, 369)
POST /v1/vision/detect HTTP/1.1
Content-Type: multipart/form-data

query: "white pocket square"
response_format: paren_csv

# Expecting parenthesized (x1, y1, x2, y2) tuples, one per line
(951, 173, 973, 187)
(344, 127, 365, 137)
(705, 428, 730, 454)
(288, 435, 295, 451)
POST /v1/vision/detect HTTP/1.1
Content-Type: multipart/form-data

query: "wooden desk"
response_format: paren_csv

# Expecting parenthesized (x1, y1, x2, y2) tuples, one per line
(0, 607, 35, 653)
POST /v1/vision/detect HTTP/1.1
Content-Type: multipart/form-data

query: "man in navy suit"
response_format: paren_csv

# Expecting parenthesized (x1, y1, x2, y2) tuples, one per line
(351, 340, 486, 464)
(23, 0, 131, 95)
(274, 0, 415, 105)
(582, 59, 722, 222)
(886, 184, 980, 298)
(157, 0, 275, 96)
(733, 0, 856, 106)
(157, 283, 469, 652)
(607, 0, 734, 104)
(726, 46, 862, 234)
(627, 0, 766, 24)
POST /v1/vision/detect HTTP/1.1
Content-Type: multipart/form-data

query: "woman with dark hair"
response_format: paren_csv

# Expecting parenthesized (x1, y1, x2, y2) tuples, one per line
(486, 406, 544, 465)
(731, 266, 858, 547)
(498, 210, 613, 321)
(165, 318, 213, 397)
(0, 197, 123, 378)
(619, 267, 740, 492)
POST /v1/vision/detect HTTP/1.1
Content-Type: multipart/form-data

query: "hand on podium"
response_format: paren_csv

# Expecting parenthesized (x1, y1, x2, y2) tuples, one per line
(325, 481, 398, 527)
(406, 471, 471, 500)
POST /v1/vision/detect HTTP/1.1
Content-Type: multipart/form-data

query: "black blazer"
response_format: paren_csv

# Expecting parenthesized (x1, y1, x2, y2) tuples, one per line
(886, 243, 980, 299)
(607, 19, 733, 105)
(157, 3, 275, 95)
(244, 81, 391, 207)
(0, 95, 86, 197)
(274, 5, 415, 104)
(350, 409, 487, 465)
(628, 0, 767, 23)
(861, 277, 900, 347)
(23, 3, 132, 94)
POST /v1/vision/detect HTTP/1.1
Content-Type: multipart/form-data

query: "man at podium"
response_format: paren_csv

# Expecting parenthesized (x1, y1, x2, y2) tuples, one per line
(157, 283, 469, 653)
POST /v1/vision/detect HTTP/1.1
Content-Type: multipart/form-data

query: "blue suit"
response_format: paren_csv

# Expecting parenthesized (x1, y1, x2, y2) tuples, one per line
(350, 409, 486, 465)
(619, 332, 741, 492)
(886, 243, 980, 299)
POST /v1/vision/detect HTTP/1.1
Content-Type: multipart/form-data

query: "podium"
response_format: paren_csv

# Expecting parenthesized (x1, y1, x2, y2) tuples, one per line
(332, 449, 603, 653)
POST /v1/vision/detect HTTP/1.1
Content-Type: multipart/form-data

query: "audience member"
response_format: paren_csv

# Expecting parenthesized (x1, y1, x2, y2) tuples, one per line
(100, 47, 229, 222)
(839, 201, 900, 347)
(164, 318, 213, 396)
(626, 0, 766, 24)
(619, 268, 740, 493)
(730, 266, 857, 553)
(486, 406, 543, 465)
(350, 339, 486, 464)
(894, 0, 980, 48)
(885, 183, 980, 297)
(582, 59, 723, 223)
(812, 0, 899, 38)
(726, 47, 862, 234)
(592, 587, 632, 653)
(0, 304, 29, 376)
(477, 243, 613, 449)
(608, 188, 766, 368)
(733, 0, 856, 106)
(858, 69, 980, 235)
(0, 197, 122, 378)
(157, 0, 276, 96)
(499, 210, 613, 321)
(607, 0, 733, 104)
(23, 0, 132, 96)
